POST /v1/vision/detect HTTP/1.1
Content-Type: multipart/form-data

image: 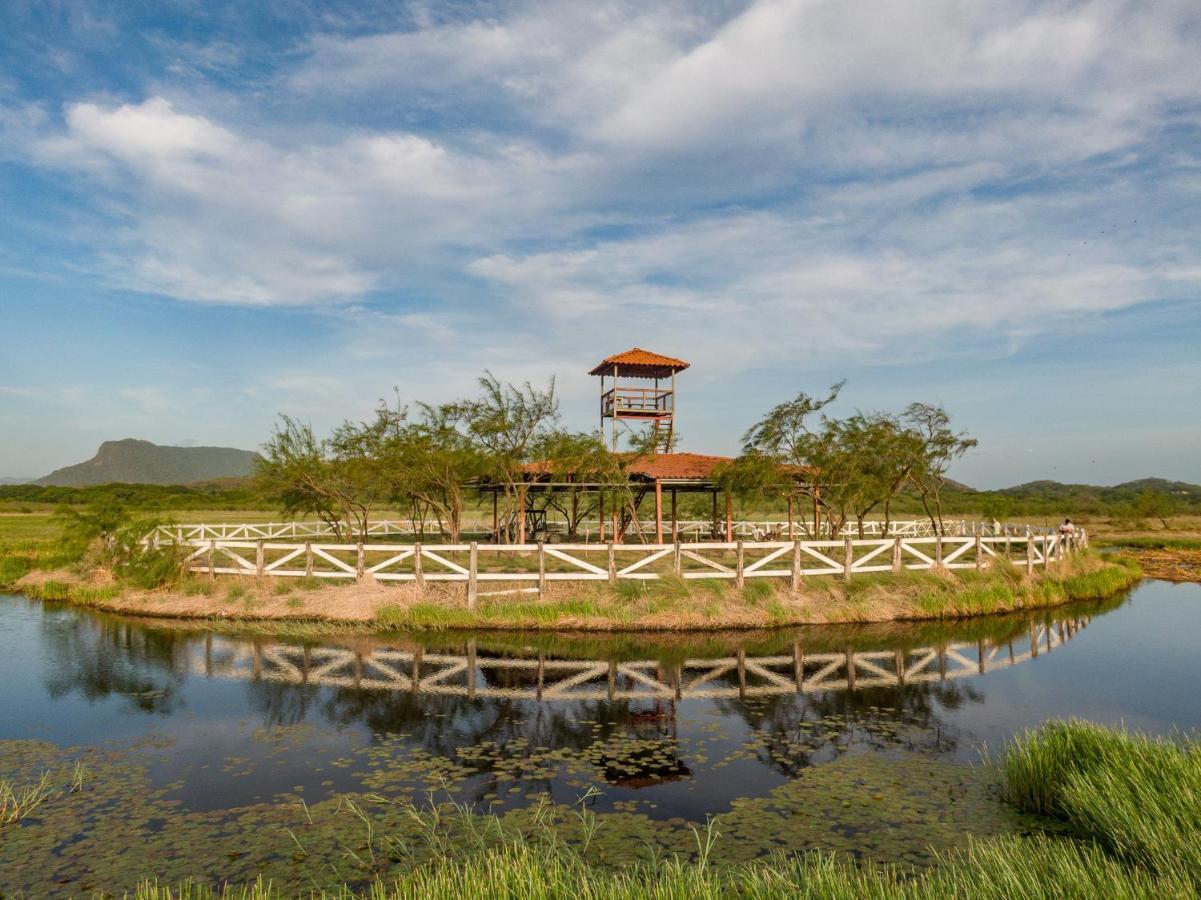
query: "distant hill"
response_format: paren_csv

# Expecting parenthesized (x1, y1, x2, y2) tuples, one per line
(994, 478, 1201, 504)
(35, 439, 260, 487)
(0, 477, 32, 485)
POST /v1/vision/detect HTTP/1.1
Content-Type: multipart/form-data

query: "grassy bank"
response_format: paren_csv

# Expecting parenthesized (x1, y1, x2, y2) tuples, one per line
(118, 722, 1201, 899)
(5, 552, 1139, 632)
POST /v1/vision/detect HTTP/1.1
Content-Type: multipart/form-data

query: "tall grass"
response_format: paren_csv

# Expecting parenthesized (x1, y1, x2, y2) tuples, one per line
(1002, 720, 1201, 886)
(129, 834, 1190, 899)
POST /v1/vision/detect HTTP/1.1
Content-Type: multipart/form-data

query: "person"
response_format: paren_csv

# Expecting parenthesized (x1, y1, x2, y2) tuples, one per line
(1058, 518, 1076, 535)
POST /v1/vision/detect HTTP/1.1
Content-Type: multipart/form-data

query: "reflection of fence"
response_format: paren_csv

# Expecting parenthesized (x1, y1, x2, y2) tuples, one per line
(194, 617, 1088, 700)
(175, 531, 1085, 603)
(155, 518, 1023, 543)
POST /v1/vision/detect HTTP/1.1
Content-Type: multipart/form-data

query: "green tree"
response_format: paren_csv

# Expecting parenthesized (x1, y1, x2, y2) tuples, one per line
(904, 403, 978, 534)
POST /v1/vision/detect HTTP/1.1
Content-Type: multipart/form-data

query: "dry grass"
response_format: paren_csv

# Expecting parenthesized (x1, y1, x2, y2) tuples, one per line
(9, 551, 1139, 633)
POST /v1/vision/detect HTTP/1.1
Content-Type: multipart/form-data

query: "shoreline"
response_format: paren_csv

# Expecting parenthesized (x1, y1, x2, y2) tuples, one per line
(6, 553, 1142, 635)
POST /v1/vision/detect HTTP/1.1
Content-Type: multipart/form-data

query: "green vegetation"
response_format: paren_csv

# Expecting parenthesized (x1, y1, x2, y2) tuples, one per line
(38, 723, 1201, 898)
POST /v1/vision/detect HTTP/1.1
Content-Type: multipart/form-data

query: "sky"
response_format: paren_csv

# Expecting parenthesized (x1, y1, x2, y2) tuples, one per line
(0, 0, 1199, 488)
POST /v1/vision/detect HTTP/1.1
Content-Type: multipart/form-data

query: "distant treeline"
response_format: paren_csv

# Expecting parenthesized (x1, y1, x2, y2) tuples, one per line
(0, 481, 264, 510)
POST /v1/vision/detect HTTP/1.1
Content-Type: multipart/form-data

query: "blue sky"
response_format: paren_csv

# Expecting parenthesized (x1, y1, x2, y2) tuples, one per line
(1, 0, 1199, 487)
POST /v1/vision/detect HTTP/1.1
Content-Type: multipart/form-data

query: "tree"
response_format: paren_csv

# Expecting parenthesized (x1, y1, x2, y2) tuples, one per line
(903, 403, 978, 534)
(448, 373, 560, 542)
(530, 430, 625, 539)
(256, 414, 395, 539)
(1134, 490, 1176, 529)
(741, 382, 844, 534)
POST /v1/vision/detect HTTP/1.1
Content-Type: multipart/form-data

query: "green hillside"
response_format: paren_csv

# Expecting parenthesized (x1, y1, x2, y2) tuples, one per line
(34, 439, 260, 487)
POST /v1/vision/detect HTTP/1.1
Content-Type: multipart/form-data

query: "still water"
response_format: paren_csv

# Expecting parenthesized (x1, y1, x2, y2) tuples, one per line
(1, 580, 1199, 891)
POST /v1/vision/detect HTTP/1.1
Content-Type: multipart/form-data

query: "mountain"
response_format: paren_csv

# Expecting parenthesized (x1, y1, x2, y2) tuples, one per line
(995, 478, 1201, 503)
(35, 439, 260, 487)
(0, 477, 33, 485)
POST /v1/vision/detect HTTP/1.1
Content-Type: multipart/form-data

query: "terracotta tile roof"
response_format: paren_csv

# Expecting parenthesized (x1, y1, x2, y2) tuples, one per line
(589, 348, 690, 377)
(626, 452, 730, 479)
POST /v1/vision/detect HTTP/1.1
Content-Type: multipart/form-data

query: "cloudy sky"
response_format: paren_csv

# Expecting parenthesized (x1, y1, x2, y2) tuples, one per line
(1, 0, 1198, 486)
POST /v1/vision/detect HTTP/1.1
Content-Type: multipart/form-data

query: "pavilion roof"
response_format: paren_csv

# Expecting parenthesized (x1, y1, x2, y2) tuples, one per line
(588, 348, 690, 378)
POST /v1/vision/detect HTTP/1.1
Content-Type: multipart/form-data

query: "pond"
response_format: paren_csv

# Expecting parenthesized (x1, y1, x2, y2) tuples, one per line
(1, 579, 1199, 893)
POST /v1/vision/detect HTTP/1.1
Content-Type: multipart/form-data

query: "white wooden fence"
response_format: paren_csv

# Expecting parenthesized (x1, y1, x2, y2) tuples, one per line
(174, 530, 1085, 607)
(156, 518, 1016, 543)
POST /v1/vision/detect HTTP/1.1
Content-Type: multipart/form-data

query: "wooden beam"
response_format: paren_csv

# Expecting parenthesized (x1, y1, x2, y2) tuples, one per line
(725, 489, 733, 542)
(655, 479, 663, 544)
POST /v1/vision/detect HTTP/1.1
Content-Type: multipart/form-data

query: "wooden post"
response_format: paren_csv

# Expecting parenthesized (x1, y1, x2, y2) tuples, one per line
(607, 542, 617, 584)
(467, 542, 478, 610)
(787, 494, 795, 540)
(791, 539, 802, 590)
(843, 536, 854, 582)
(735, 540, 745, 589)
(611, 507, 619, 544)
(1026, 528, 1034, 576)
(792, 642, 804, 691)
(671, 489, 678, 542)
(537, 541, 547, 598)
(711, 491, 719, 538)
(725, 489, 733, 542)
(974, 533, 983, 571)
(209, 539, 217, 580)
(674, 540, 682, 576)
(654, 479, 663, 544)
(935, 535, 944, 570)
(518, 505, 526, 544)
(1005, 534, 1012, 566)
(255, 540, 265, 577)
(598, 493, 605, 543)
(891, 536, 902, 574)
(414, 543, 425, 592)
(356, 542, 366, 582)
(304, 541, 313, 577)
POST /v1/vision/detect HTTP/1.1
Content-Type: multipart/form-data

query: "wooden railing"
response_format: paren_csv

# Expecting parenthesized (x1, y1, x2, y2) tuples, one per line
(154, 518, 1025, 543)
(600, 386, 673, 417)
(171, 531, 1085, 606)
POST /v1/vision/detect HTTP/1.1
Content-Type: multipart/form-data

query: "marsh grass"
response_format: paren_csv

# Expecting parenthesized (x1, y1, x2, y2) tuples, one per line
(1002, 721, 1201, 887)
(1, 761, 85, 827)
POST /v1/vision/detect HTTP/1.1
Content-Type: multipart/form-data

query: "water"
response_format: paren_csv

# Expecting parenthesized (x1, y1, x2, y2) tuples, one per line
(2, 579, 1199, 891)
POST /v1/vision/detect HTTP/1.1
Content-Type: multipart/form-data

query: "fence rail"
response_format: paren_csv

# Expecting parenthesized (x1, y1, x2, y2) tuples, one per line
(172, 530, 1086, 605)
(156, 517, 1025, 543)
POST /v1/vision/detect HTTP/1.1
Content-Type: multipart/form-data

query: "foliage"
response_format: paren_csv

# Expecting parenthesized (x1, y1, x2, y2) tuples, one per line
(740, 385, 973, 535)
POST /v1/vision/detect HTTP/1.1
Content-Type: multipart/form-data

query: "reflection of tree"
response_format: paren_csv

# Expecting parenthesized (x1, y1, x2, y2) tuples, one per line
(41, 613, 187, 714)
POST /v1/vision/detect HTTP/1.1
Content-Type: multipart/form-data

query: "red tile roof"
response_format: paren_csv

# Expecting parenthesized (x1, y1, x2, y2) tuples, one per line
(626, 452, 729, 479)
(589, 348, 690, 377)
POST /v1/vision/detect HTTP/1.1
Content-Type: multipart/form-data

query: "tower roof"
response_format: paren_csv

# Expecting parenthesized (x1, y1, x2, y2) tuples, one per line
(588, 348, 690, 378)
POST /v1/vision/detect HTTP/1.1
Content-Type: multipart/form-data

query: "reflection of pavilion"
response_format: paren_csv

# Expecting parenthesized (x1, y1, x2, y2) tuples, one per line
(193, 616, 1089, 700)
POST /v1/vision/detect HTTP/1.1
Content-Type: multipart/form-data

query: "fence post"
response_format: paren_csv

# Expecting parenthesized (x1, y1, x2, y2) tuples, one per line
(414, 542, 424, 592)
(934, 535, 943, 570)
(843, 537, 853, 582)
(735, 540, 745, 589)
(209, 539, 217, 581)
(791, 539, 802, 590)
(607, 542, 617, 584)
(674, 540, 682, 576)
(467, 542, 478, 610)
(304, 542, 313, 577)
(356, 542, 366, 583)
(891, 536, 902, 574)
(255, 540, 265, 577)
(1026, 528, 1034, 575)
(974, 533, 983, 571)
(1005, 534, 1013, 566)
(538, 541, 547, 598)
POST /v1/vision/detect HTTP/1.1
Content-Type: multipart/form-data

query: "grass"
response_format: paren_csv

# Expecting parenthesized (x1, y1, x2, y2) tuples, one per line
(1, 762, 85, 827)
(122, 722, 1201, 898)
(1093, 536, 1201, 551)
(1002, 720, 1201, 885)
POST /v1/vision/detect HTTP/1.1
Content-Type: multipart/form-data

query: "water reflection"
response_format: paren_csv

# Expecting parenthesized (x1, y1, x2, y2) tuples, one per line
(7, 588, 1152, 817)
